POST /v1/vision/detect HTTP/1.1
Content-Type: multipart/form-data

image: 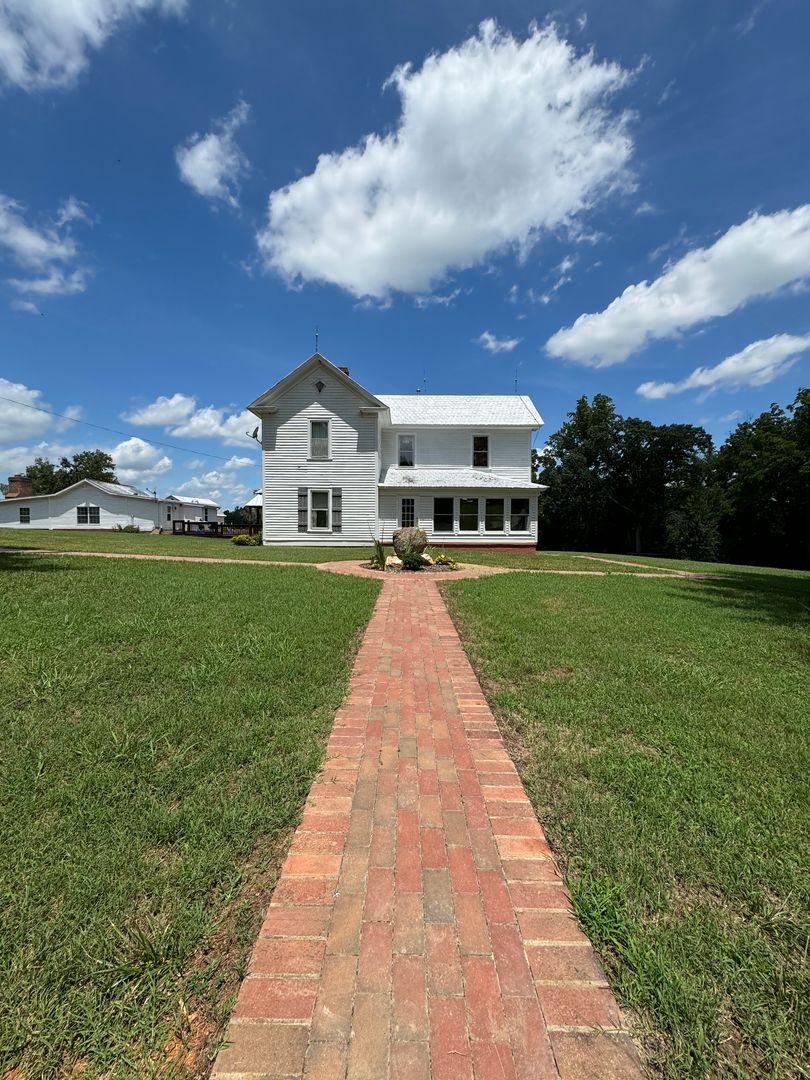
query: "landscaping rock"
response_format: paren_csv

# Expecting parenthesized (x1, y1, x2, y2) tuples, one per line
(385, 555, 403, 570)
(421, 553, 434, 565)
(392, 527, 428, 558)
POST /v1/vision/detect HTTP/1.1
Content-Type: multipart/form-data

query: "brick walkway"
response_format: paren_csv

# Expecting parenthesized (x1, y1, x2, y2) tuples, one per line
(212, 575, 644, 1079)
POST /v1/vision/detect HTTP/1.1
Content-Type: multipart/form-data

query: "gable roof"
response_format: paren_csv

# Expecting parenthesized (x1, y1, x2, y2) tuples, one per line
(377, 395, 542, 427)
(1, 478, 153, 503)
(248, 353, 387, 414)
(164, 494, 219, 508)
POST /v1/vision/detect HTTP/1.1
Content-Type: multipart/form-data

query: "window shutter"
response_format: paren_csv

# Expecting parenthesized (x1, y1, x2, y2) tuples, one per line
(298, 488, 308, 532)
(332, 487, 342, 532)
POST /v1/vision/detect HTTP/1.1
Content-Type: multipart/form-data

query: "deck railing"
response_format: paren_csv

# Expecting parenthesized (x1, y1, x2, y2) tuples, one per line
(171, 521, 261, 538)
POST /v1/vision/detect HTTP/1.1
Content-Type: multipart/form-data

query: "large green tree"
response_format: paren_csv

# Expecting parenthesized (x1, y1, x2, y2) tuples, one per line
(25, 450, 118, 495)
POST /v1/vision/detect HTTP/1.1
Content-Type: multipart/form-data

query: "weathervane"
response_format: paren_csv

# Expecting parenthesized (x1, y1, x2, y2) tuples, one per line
(315, 326, 319, 353)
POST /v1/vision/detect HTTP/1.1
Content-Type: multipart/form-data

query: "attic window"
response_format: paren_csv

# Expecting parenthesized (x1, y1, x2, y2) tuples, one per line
(315, 380, 325, 394)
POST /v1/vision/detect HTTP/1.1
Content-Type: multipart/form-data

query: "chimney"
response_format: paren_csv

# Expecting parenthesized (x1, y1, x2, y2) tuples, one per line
(6, 474, 33, 499)
(338, 366, 350, 376)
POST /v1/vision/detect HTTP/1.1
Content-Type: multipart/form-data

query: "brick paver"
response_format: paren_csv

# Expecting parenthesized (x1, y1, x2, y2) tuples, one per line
(212, 574, 644, 1079)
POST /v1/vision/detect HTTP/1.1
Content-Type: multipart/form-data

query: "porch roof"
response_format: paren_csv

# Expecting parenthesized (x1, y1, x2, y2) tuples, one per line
(379, 467, 545, 490)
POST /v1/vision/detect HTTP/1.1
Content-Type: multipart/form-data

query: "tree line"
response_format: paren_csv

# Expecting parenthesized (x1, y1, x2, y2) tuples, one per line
(533, 387, 810, 569)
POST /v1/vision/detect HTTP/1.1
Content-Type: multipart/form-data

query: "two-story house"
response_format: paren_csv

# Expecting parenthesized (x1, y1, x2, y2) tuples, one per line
(248, 353, 545, 547)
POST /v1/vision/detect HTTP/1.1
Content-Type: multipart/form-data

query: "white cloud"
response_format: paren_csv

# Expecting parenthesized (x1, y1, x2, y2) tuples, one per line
(10, 298, 39, 314)
(720, 410, 742, 423)
(122, 392, 196, 425)
(257, 20, 633, 299)
(223, 455, 255, 468)
(477, 330, 522, 354)
(110, 436, 172, 483)
(0, 377, 82, 444)
(546, 205, 810, 366)
(413, 288, 461, 309)
(0, 193, 91, 302)
(174, 469, 252, 508)
(0, 0, 186, 90)
(123, 392, 256, 447)
(636, 334, 810, 400)
(175, 101, 250, 208)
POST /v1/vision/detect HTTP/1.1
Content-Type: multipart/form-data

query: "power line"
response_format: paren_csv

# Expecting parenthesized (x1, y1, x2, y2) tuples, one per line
(0, 394, 258, 464)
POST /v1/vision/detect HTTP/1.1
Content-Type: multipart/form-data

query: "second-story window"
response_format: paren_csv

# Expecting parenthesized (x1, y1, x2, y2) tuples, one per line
(473, 435, 489, 467)
(398, 433, 415, 467)
(310, 419, 329, 460)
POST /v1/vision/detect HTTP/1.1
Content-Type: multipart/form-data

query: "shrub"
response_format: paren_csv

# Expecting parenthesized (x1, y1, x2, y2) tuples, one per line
(231, 533, 260, 546)
(113, 524, 140, 533)
(401, 542, 423, 571)
(433, 551, 458, 569)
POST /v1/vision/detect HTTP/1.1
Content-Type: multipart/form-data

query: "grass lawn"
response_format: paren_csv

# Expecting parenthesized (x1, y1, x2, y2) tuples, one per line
(0, 552, 379, 1077)
(443, 566, 810, 1079)
(0, 526, 368, 563)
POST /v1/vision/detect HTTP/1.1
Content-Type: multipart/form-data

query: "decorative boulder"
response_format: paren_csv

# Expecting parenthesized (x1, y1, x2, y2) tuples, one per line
(421, 553, 434, 565)
(393, 527, 428, 558)
(385, 555, 403, 570)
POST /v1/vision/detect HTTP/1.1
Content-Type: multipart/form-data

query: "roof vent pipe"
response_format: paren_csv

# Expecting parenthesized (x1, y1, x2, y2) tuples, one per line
(338, 366, 350, 375)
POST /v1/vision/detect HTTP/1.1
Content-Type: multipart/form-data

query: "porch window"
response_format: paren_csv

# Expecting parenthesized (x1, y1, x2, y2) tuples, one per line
(19, 507, 30, 524)
(204, 508, 209, 522)
(473, 435, 489, 468)
(310, 419, 330, 460)
(400, 497, 415, 528)
(310, 489, 331, 530)
(484, 498, 504, 532)
(459, 498, 479, 532)
(433, 497, 453, 533)
(398, 433, 415, 467)
(510, 498, 530, 532)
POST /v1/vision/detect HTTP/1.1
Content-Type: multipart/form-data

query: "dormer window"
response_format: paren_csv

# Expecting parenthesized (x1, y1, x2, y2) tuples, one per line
(473, 435, 489, 468)
(310, 419, 330, 460)
(398, 433, 415, 467)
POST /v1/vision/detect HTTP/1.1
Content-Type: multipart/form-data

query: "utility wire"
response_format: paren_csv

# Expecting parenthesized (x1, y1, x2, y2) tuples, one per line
(0, 394, 258, 463)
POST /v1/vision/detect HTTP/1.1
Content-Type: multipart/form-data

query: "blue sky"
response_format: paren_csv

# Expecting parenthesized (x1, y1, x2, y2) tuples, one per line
(1, 0, 809, 508)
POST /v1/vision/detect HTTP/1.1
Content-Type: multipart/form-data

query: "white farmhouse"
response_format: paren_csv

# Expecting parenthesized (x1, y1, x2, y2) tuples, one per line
(248, 353, 546, 547)
(0, 476, 218, 531)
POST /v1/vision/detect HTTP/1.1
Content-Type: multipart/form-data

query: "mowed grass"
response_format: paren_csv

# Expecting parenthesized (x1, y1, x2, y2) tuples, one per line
(443, 567, 810, 1078)
(0, 553, 379, 1077)
(0, 526, 366, 563)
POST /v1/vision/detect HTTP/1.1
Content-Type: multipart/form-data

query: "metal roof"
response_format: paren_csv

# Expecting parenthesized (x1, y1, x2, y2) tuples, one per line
(377, 395, 542, 427)
(379, 467, 544, 490)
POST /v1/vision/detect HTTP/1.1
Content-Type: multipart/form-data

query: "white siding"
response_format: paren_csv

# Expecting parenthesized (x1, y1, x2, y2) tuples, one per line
(378, 490, 538, 546)
(380, 427, 532, 480)
(0, 485, 162, 530)
(261, 374, 379, 545)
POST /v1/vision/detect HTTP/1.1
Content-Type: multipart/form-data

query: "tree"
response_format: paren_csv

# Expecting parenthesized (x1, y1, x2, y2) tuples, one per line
(224, 506, 250, 526)
(22, 450, 118, 495)
(535, 394, 621, 550)
(25, 457, 59, 495)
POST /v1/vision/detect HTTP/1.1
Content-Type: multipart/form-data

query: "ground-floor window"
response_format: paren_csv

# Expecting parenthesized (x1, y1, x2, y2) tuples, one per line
(485, 498, 504, 531)
(19, 507, 30, 524)
(309, 489, 331, 531)
(459, 497, 479, 532)
(400, 497, 415, 528)
(166, 506, 172, 521)
(77, 506, 100, 525)
(204, 508, 209, 522)
(433, 497, 453, 533)
(510, 497, 530, 532)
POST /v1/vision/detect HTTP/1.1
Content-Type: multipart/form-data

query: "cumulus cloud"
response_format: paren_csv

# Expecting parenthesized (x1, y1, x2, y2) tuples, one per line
(637, 333, 810, 400)
(0, 377, 82, 443)
(546, 205, 810, 366)
(477, 331, 522, 354)
(0, 0, 186, 90)
(175, 101, 250, 208)
(174, 469, 252, 508)
(124, 390, 256, 447)
(0, 194, 91, 304)
(257, 20, 633, 299)
(111, 436, 172, 483)
(122, 392, 196, 425)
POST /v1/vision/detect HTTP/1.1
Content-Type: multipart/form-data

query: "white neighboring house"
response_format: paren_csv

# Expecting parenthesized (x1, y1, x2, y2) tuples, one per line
(248, 353, 546, 547)
(0, 476, 219, 530)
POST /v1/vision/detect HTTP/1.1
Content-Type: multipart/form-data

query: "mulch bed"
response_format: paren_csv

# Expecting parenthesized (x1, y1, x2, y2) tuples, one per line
(360, 562, 459, 574)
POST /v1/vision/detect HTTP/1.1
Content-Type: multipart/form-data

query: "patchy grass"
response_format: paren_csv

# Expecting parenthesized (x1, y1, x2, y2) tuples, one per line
(0, 553, 379, 1077)
(443, 567, 810, 1079)
(0, 527, 369, 563)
